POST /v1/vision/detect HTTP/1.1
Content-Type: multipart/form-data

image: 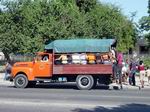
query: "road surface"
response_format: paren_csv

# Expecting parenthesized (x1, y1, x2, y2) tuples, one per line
(0, 83, 150, 112)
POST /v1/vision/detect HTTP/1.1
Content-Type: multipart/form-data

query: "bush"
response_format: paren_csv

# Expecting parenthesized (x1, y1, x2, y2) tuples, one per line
(143, 57, 150, 67)
(0, 60, 6, 66)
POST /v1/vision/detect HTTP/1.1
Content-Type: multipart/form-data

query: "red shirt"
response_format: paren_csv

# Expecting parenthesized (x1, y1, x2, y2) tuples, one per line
(138, 65, 145, 71)
(117, 52, 123, 65)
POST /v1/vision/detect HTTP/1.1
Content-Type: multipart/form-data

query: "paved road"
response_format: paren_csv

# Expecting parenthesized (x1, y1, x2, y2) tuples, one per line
(0, 83, 150, 112)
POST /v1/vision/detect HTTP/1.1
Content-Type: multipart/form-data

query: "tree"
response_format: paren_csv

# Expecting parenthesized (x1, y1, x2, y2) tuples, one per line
(0, 0, 136, 61)
(0, 0, 44, 61)
(139, 16, 150, 31)
(139, 0, 150, 45)
(75, 0, 97, 13)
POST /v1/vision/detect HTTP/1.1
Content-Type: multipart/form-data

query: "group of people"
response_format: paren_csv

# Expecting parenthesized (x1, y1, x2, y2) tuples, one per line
(54, 53, 112, 65)
(115, 57, 150, 89)
(109, 47, 150, 89)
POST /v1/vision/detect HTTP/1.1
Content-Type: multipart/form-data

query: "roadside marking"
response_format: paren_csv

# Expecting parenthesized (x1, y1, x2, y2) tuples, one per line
(0, 98, 150, 109)
(0, 99, 120, 108)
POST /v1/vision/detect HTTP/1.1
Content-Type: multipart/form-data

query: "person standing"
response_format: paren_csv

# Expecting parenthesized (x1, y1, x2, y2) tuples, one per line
(146, 67, 150, 84)
(125, 59, 130, 83)
(117, 51, 123, 89)
(110, 48, 117, 83)
(122, 62, 128, 83)
(138, 60, 145, 88)
(4, 61, 12, 80)
(129, 58, 137, 86)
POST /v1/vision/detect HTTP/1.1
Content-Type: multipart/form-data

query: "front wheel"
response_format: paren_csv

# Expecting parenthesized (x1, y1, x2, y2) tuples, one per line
(14, 74, 28, 88)
(76, 75, 94, 90)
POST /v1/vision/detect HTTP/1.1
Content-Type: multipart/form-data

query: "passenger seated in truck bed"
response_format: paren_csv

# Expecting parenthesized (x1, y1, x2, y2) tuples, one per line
(101, 53, 111, 64)
(72, 53, 80, 64)
(87, 53, 96, 64)
(55, 54, 68, 64)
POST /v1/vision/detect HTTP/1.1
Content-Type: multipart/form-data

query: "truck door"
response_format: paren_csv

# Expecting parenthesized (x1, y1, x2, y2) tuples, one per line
(33, 54, 52, 77)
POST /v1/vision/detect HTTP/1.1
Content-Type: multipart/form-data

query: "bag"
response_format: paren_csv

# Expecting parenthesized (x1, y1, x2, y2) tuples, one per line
(135, 71, 140, 76)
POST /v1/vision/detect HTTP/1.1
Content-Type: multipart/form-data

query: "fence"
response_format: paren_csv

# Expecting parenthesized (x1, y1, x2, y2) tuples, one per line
(0, 54, 35, 72)
(0, 54, 35, 65)
(10, 54, 35, 62)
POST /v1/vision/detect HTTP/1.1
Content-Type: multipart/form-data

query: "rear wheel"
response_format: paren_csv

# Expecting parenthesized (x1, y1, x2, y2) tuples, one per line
(14, 74, 28, 88)
(76, 75, 94, 90)
(92, 78, 97, 88)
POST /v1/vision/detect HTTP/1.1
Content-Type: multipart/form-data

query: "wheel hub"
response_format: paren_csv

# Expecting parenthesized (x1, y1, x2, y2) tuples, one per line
(17, 77, 25, 86)
(81, 77, 89, 86)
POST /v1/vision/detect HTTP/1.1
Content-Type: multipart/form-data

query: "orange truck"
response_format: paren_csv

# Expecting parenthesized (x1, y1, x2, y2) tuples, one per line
(10, 39, 116, 90)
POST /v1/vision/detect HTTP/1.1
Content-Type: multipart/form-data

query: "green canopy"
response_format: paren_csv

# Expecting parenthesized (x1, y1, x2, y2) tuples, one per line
(45, 39, 116, 53)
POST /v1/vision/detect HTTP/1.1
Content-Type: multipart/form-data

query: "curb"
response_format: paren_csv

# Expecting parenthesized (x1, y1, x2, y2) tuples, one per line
(0, 73, 4, 80)
(0, 73, 14, 86)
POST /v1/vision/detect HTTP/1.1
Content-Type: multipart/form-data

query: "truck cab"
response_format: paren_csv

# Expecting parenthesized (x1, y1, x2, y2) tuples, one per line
(11, 52, 53, 88)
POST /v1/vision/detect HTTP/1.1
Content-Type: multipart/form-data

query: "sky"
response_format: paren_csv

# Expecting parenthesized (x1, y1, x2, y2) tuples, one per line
(100, 0, 149, 23)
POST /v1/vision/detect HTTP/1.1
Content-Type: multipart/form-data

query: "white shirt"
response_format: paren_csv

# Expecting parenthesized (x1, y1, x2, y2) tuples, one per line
(80, 53, 87, 65)
(146, 69, 150, 77)
(111, 49, 116, 58)
(72, 53, 80, 64)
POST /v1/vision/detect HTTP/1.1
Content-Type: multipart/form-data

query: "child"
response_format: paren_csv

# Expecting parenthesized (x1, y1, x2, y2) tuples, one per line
(122, 62, 128, 83)
(146, 67, 150, 84)
(138, 61, 145, 88)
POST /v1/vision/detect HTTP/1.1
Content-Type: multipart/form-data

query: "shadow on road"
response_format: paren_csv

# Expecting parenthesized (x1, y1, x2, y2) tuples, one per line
(5, 82, 119, 90)
(34, 83, 78, 90)
(27, 83, 117, 90)
(72, 104, 150, 112)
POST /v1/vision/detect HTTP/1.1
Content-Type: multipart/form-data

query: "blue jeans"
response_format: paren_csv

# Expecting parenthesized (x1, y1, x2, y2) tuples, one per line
(129, 70, 136, 86)
(4, 71, 10, 80)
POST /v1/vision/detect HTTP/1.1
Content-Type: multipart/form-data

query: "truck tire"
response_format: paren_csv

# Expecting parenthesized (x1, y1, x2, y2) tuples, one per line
(14, 74, 28, 88)
(76, 75, 94, 90)
(92, 78, 97, 89)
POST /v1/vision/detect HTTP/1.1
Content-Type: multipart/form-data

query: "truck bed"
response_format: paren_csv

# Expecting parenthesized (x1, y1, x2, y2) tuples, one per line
(53, 64, 112, 75)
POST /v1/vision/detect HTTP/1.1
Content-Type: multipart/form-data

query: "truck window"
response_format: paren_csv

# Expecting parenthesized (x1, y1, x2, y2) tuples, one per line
(35, 55, 49, 62)
(41, 55, 49, 62)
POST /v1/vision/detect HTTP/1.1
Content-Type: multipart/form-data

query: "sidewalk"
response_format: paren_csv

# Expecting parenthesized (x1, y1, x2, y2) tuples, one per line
(0, 73, 13, 86)
(0, 73, 150, 89)
(110, 76, 150, 90)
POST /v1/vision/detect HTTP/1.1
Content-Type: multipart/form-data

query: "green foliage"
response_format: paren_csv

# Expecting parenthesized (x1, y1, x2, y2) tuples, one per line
(76, 0, 97, 13)
(143, 57, 150, 67)
(0, 0, 136, 60)
(139, 16, 150, 31)
(139, 0, 150, 46)
(145, 33, 150, 46)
